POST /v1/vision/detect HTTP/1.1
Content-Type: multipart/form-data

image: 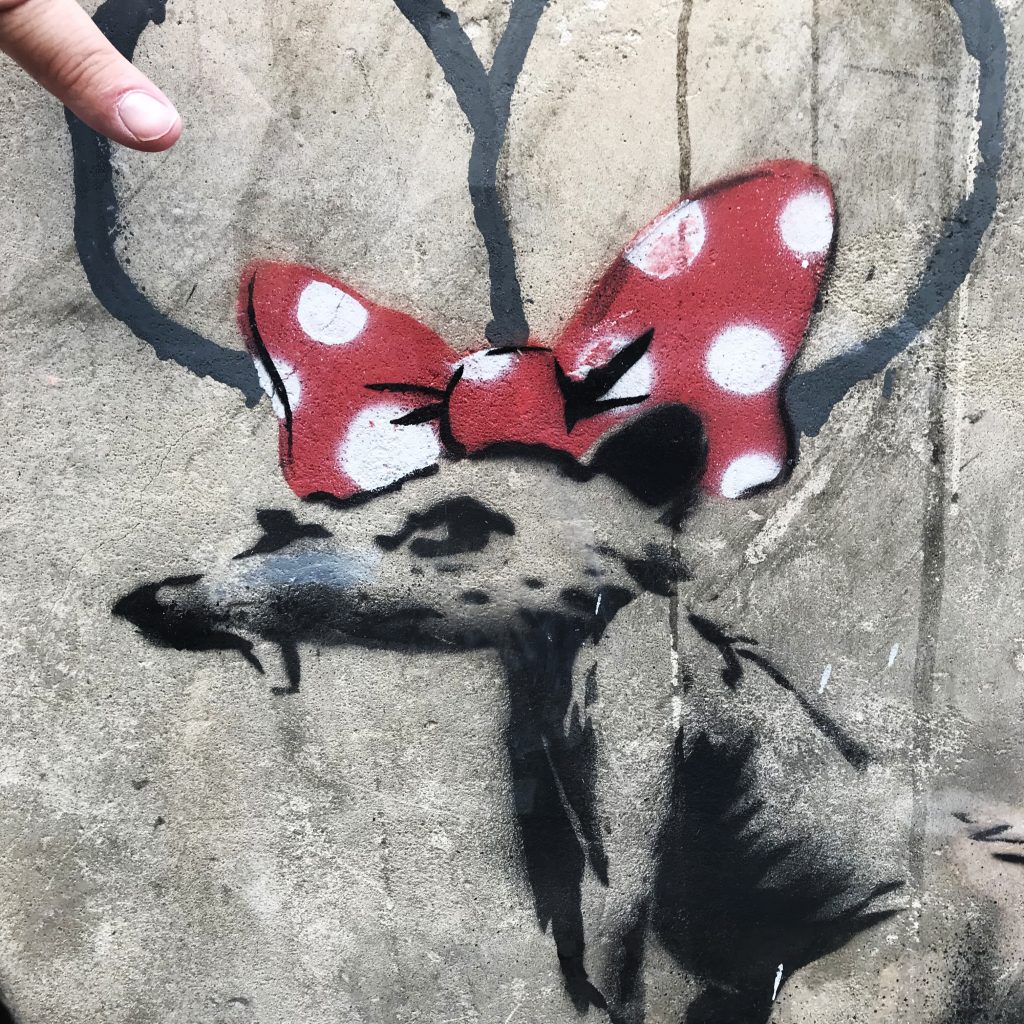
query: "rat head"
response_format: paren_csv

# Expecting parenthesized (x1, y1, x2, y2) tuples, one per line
(114, 160, 834, 679)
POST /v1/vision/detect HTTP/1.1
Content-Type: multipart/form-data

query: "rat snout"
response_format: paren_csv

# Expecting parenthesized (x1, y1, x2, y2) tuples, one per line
(113, 574, 266, 673)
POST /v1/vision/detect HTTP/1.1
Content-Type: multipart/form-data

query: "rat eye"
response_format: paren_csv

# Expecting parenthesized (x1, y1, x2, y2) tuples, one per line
(589, 403, 708, 508)
(374, 496, 516, 557)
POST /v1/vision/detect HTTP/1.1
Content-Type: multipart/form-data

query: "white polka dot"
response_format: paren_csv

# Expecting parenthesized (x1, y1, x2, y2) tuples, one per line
(625, 200, 706, 279)
(571, 334, 655, 401)
(778, 191, 833, 257)
(338, 402, 441, 491)
(459, 350, 515, 382)
(705, 324, 785, 396)
(720, 453, 783, 498)
(253, 356, 301, 420)
(296, 281, 368, 345)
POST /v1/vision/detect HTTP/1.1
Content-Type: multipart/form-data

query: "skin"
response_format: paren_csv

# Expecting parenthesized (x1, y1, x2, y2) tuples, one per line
(0, 0, 180, 151)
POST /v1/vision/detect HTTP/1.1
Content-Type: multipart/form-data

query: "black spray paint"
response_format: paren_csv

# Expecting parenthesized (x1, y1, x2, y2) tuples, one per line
(66, 0, 263, 404)
(786, 0, 1006, 437)
(113, 473, 885, 1017)
(113, 494, 660, 1011)
(392, 0, 548, 345)
(653, 732, 903, 1023)
(687, 613, 871, 771)
(55, 0, 1006, 1017)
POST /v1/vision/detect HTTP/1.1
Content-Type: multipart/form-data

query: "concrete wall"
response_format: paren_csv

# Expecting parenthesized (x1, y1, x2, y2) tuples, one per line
(0, 1, 1021, 1021)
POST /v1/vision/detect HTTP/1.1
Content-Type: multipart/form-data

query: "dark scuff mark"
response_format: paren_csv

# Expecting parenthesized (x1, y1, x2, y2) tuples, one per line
(786, 0, 1005, 437)
(66, 1, 263, 404)
(392, 0, 549, 345)
(374, 496, 515, 557)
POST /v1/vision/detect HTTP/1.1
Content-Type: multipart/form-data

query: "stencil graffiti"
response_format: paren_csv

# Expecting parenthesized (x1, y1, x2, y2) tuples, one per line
(113, 161, 888, 1016)
(41, 0, 1015, 1022)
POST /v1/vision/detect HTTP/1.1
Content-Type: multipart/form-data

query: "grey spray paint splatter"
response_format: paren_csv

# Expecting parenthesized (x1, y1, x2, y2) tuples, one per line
(65, 0, 263, 404)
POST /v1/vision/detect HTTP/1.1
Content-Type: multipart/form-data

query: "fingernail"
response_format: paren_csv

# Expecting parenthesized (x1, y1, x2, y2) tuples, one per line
(116, 90, 179, 142)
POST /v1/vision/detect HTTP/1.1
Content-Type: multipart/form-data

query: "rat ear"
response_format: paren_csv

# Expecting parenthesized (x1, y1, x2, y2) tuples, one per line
(589, 403, 708, 514)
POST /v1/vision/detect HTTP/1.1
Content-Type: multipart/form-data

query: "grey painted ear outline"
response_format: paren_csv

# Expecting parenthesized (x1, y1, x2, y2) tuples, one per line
(65, 0, 264, 405)
(65, 0, 1004, 441)
(786, 0, 1006, 437)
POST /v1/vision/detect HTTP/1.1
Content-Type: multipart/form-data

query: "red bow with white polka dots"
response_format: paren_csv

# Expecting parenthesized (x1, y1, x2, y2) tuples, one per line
(240, 160, 834, 503)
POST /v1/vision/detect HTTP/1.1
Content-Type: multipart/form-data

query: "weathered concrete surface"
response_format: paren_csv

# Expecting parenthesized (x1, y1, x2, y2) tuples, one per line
(0, 1, 1022, 1022)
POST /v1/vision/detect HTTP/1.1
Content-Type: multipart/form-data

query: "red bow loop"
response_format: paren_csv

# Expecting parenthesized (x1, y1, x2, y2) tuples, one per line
(240, 159, 835, 504)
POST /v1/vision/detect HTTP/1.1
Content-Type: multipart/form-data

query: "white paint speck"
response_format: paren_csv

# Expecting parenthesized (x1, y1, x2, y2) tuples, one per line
(772, 963, 784, 1002)
(594, 593, 603, 617)
(671, 694, 683, 732)
(888, 642, 900, 668)
(818, 663, 832, 694)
